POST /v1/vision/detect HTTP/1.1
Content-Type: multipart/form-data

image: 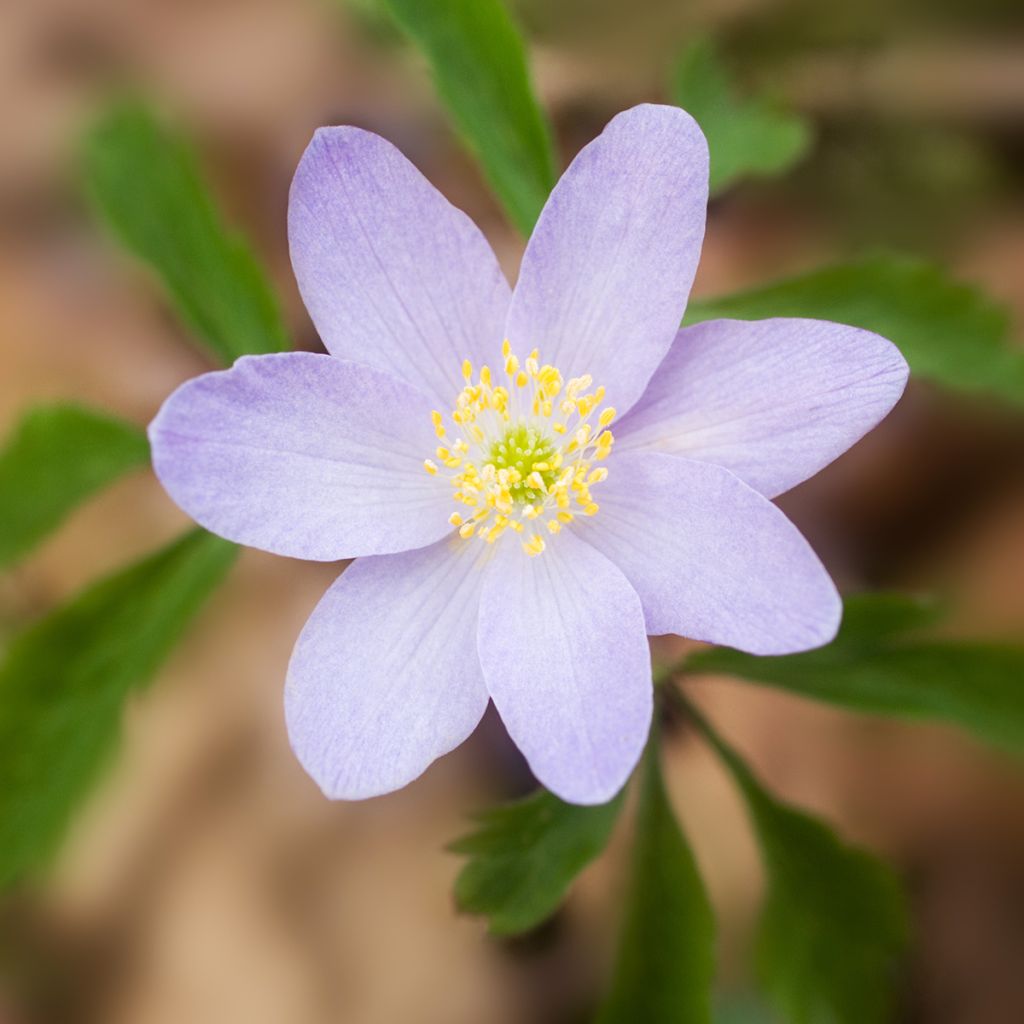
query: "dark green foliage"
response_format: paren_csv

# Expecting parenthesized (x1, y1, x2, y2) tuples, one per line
(0, 531, 237, 888)
(689, 593, 1024, 752)
(83, 101, 289, 365)
(691, 706, 908, 1024)
(673, 36, 811, 193)
(383, 0, 556, 235)
(595, 740, 715, 1024)
(451, 786, 624, 934)
(0, 404, 150, 568)
(686, 254, 1024, 405)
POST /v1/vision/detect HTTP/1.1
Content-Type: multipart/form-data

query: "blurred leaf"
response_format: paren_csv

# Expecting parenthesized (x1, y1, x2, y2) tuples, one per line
(83, 101, 289, 365)
(797, 120, 1002, 251)
(595, 739, 715, 1024)
(686, 253, 1024, 405)
(690, 703, 908, 1024)
(0, 404, 150, 570)
(672, 36, 811, 193)
(345, 0, 405, 45)
(382, 0, 556, 235)
(689, 593, 1024, 752)
(451, 786, 623, 934)
(0, 530, 237, 888)
(714, 992, 782, 1024)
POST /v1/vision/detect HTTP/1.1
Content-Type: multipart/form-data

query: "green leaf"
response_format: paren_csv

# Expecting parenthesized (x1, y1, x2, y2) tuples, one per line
(672, 36, 811, 194)
(595, 739, 715, 1024)
(382, 0, 556, 235)
(714, 992, 781, 1024)
(0, 404, 150, 570)
(688, 593, 1024, 752)
(83, 101, 289, 365)
(451, 786, 623, 935)
(0, 530, 237, 888)
(686, 253, 1024, 405)
(689, 703, 908, 1024)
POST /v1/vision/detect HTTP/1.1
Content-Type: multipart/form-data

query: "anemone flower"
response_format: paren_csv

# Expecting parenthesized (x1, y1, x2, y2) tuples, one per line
(149, 105, 908, 804)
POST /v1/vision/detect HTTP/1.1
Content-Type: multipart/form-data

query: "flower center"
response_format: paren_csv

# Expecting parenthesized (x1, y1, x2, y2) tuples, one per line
(423, 341, 615, 556)
(487, 424, 558, 504)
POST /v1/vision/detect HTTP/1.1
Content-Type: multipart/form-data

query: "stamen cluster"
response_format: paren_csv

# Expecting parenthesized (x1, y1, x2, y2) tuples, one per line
(423, 341, 615, 556)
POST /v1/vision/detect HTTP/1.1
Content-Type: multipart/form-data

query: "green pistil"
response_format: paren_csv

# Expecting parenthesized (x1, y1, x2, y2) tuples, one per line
(487, 424, 557, 504)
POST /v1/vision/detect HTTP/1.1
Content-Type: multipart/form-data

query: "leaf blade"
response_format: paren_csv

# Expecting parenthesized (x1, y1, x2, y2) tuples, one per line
(382, 0, 556, 235)
(689, 594, 1024, 752)
(595, 740, 715, 1024)
(686, 254, 1024, 405)
(83, 101, 289, 365)
(0, 404, 150, 569)
(451, 787, 623, 935)
(0, 530, 237, 888)
(672, 36, 811, 194)
(690, 705, 908, 1024)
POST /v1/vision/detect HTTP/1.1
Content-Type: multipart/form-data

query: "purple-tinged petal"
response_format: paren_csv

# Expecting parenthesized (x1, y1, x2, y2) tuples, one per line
(289, 127, 511, 408)
(505, 104, 709, 414)
(478, 529, 652, 805)
(149, 352, 451, 560)
(574, 452, 841, 655)
(616, 318, 909, 497)
(286, 537, 490, 799)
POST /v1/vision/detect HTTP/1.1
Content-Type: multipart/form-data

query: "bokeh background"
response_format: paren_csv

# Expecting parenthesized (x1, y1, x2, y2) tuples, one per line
(2, 0, 1023, 1021)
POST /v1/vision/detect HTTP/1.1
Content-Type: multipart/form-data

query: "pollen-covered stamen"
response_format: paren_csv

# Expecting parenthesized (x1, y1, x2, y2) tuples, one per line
(425, 341, 616, 555)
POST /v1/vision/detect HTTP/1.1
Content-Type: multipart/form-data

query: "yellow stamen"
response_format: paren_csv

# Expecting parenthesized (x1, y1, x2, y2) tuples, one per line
(522, 533, 546, 557)
(428, 344, 616, 555)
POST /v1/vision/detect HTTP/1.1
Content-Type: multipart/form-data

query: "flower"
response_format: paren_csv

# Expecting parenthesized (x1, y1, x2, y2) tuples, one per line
(149, 105, 908, 805)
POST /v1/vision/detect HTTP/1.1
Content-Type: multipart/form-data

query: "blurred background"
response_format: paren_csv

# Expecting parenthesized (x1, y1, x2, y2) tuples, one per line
(2, 0, 1023, 1021)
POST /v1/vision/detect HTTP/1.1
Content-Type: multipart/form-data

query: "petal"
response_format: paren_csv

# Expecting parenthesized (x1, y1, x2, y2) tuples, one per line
(574, 452, 841, 655)
(286, 537, 490, 799)
(616, 318, 909, 497)
(478, 529, 652, 805)
(149, 352, 452, 560)
(505, 104, 709, 414)
(288, 127, 511, 408)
